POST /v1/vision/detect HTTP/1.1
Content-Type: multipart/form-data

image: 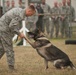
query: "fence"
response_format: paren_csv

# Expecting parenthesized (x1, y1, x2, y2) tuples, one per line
(13, 20, 29, 46)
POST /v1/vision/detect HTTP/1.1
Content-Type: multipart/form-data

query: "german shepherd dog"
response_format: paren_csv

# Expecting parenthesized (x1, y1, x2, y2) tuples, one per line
(28, 29, 76, 70)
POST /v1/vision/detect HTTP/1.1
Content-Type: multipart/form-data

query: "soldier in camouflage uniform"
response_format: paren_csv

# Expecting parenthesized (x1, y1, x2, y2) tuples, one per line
(5, 0, 11, 12)
(58, 2, 62, 37)
(60, 0, 69, 38)
(50, 1, 60, 38)
(67, 0, 75, 38)
(41, 0, 51, 35)
(36, 4, 44, 32)
(11, 0, 15, 9)
(0, 5, 36, 71)
(19, 0, 25, 9)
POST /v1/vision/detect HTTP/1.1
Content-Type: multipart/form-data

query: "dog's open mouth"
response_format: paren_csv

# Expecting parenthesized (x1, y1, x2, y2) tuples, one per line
(29, 35, 34, 38)
(28, 32, 34, 38)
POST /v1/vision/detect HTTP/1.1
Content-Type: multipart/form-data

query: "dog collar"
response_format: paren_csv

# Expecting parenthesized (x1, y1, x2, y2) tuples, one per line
(37, 37, 48, 40)
(37, 43, 52, 49)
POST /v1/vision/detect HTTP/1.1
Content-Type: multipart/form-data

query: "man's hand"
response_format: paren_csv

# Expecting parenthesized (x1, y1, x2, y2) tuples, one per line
(51, 16, 55, 19)
(60, 16, 65, 21)
(19, 33, 25, 38)
(19, 33, 36, 49)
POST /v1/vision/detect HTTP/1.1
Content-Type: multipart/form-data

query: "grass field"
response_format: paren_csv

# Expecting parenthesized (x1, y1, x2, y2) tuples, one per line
(0, 39, 76, 75)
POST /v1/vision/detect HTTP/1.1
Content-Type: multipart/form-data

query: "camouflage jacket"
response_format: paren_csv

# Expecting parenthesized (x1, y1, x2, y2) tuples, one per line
(5, 6, 11, 13)
(0, 8, 25, 45)
(51, 6, 60, 21)
(67, 5, 75, 21)
(60, 5, 68, 19)
(41, 3, 51, 19)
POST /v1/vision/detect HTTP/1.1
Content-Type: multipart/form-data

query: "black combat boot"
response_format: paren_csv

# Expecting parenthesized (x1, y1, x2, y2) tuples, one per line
(9, 65, 15, 72)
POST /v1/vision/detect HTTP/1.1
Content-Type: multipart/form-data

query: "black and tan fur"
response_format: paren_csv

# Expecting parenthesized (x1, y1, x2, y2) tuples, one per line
(28, 29, 76, 70)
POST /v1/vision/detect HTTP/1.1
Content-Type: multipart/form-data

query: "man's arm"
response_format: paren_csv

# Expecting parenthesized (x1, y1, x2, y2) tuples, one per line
(9, 17, 25, 38)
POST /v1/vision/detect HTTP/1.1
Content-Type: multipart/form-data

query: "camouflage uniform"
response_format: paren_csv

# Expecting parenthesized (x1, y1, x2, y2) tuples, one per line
(60, 5, 69, 38)
(50, 6, 60, 38)
(5, 6, 11, 12)
(67, 5, 75, 37)
(41, 3, 51, 35)
(0, 8, 25, 68)
(19, 4, 25, 9)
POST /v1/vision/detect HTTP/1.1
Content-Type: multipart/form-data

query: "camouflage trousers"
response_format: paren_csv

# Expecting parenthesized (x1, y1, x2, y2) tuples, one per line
(0, 36, 15, 67)
(43, 18, 50, 35)
(50, 20, 60, 38)
(60, 19, 69, 38)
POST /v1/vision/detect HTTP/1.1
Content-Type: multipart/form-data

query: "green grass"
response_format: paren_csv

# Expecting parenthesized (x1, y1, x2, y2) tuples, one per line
(0, 39, 76, 75)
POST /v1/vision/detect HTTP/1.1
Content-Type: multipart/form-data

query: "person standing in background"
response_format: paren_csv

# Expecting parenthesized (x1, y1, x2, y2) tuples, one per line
(19, 0, 25, 9)
(5, 0, 11, 12)
(50, 1, 60, 38)
(58, 2, 62, 10)
(41, 0, 51, 36)
(67, 0, 75, 38)
(11, 0, 15, 8)
(58, 2, 62, 37)
(36, 4, 44, 32)
(60, 0, 69, 38)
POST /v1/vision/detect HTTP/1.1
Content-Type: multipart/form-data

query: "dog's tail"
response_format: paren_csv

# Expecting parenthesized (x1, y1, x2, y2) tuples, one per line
(69, 61, 76, 70)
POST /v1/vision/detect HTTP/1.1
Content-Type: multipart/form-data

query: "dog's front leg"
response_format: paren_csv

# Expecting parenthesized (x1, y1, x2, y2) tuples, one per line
(24, 36, 36, 48)
(44, 59, 48, 69)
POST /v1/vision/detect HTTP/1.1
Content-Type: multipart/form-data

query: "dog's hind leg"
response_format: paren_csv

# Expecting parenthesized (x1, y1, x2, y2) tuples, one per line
(44, 59, 48, 69)
(54, 59, 63, 69)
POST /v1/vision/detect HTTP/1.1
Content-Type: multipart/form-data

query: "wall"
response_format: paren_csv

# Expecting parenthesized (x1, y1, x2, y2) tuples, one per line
(1, 0, 76, 17)
(71, 0, 76, 17)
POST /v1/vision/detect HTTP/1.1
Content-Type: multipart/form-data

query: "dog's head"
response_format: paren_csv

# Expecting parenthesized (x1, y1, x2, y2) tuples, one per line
(28, 29, 45, 40)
